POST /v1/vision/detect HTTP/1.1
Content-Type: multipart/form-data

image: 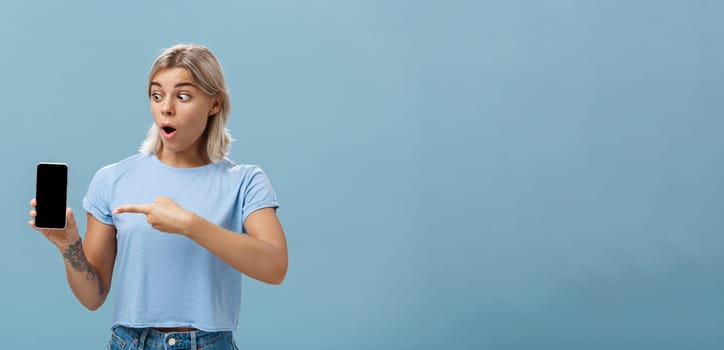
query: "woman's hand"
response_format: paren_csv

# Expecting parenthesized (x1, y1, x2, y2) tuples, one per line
(29, 198, 81, 250)
(114, 196, 194, 235)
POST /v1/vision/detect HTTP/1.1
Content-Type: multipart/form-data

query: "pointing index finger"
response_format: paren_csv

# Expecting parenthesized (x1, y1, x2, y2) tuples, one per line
(114, 204, 151, 215)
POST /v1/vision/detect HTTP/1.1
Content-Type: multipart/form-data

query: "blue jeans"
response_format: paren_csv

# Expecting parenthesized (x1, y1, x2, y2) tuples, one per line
(108, 326, 239, 350)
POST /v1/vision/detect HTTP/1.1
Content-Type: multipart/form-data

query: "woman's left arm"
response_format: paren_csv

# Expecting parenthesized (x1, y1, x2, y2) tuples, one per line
(187, 207, 288, 284)
(115, 196, 288, 284)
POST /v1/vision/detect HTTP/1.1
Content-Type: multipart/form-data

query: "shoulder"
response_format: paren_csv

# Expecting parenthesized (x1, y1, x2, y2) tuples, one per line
(92, 153, 152, 179)
(216, 159, 277, 195)
(217, 158, 268, 178)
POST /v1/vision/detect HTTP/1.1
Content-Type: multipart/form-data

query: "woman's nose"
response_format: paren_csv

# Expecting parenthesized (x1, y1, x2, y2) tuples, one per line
(161, 100, 174, 116)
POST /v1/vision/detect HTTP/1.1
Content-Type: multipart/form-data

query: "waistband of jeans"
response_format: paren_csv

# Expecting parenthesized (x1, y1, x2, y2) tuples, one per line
(112, 325, 231, 347)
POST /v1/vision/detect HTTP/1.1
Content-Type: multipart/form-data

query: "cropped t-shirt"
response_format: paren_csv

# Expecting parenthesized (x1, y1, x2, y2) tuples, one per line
(82, 153, 279, 331)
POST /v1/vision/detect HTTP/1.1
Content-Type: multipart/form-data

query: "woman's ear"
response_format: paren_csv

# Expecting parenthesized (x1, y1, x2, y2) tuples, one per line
(209, 94, 222, 116)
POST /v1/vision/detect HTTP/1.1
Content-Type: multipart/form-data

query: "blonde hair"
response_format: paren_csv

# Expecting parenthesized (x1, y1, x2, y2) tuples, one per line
(140, 44, 232, 163)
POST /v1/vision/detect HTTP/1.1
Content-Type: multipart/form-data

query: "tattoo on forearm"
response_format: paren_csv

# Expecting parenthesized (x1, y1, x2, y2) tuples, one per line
(62, 238, 106, 296)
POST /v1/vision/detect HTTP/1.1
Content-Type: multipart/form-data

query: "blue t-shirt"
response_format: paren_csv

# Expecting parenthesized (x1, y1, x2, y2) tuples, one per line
(82, 153, 279, 331)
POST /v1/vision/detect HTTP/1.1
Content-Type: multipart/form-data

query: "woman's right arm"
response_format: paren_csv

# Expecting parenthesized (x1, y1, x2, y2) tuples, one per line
(29, 200, 117, 310)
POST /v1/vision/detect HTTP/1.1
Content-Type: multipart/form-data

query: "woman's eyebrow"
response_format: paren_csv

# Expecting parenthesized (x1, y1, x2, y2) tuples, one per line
(150, 81, 196, 88)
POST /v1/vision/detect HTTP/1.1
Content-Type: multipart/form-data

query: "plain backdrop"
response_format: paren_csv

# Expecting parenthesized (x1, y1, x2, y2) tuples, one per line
(1, 1, 723, 349)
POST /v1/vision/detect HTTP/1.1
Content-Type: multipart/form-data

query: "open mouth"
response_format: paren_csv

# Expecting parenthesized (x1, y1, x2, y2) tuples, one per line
(162, 126, 177, 134)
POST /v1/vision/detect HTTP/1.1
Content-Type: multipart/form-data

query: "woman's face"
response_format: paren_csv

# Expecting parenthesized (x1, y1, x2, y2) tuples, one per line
(149, 67, 220, 160)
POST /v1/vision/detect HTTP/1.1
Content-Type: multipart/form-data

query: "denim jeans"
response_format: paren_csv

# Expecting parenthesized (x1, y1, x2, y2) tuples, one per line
(107, 325, 239, 350)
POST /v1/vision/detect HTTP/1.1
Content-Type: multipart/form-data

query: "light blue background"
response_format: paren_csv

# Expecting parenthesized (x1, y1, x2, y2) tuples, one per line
(1, 1, 722, 349)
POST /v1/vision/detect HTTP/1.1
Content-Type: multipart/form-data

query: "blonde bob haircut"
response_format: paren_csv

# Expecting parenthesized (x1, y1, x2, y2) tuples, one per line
(140, 44, 232, 163)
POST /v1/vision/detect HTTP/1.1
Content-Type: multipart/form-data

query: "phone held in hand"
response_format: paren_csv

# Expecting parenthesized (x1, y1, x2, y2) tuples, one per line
(35, 162, 68, 229)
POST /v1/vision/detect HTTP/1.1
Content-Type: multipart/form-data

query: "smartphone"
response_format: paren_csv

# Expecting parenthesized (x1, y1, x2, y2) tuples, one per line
(35, 162, 68, 229)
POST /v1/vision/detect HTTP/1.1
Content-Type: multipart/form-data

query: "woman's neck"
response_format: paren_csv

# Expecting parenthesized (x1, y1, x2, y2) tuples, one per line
(157, 147, 210, 168)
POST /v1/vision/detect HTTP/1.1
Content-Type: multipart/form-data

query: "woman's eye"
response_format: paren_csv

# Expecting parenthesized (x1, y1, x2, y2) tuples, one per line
(178, 94, 191, 101)
(151, 93, 162, 101)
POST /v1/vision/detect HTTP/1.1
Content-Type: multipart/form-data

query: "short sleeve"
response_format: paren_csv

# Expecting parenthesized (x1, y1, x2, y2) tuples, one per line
(241, 166, 280, 229)
(82, 166, 114, 225)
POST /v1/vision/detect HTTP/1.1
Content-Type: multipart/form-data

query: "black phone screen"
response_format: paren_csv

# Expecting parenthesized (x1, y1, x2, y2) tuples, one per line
(35, 163, 68, 229)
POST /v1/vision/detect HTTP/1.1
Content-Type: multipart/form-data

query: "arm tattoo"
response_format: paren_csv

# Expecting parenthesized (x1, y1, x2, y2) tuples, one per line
(62, 238, 106, 296)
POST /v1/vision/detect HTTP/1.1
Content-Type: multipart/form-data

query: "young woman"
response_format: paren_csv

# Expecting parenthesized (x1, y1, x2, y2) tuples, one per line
(29, 44, 287, 349)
